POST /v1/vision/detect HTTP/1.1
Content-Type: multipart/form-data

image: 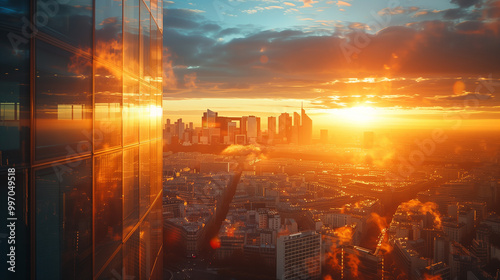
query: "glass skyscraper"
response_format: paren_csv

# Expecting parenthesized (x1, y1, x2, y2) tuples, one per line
(0, 0, 163, 279)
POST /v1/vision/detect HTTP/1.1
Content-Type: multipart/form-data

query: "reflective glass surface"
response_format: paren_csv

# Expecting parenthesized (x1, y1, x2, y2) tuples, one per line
(151, 198, 163, 260)
(95, 0, 123, 151)
(0, 1, 163, 279)
(140, 213, 152, 280)
(97, 249, 123, 280)
(35, 40, 92, 162)
(139, 142, 150, 216)
(36, 159, 92, 280)
(140, 0, 151, 143)
(94, 151, 123, 273)
(123, 146, 139, 237)
(0, 24, 30, 166)
(123, 0, 140, 145)
(36, 0, 92, 49)
(123, 229, 140, 279)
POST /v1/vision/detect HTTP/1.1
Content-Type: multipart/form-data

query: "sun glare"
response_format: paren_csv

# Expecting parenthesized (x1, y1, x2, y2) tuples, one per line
(334, 106, 377, 125)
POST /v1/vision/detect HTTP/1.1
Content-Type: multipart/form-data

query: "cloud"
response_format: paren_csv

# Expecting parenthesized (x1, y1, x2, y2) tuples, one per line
(301, 0, 318, 8)
(336, 1, 351, 7)
(162, 7, 500, 110)
(265, 5, 284, 10)
(450, 0, 480, 8)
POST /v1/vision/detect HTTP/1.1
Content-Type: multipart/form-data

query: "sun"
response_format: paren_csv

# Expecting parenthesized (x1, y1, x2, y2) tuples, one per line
(333, 106, 377, 125)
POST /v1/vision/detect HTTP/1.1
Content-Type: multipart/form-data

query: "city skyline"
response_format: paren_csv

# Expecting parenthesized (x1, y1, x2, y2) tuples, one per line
(162, 0, 500, 131)
(164, 106, 315, 145)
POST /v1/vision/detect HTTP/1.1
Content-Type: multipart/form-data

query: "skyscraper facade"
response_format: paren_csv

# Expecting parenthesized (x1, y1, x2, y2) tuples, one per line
(0, 0, 163, 279)
(300, 107, 312, 145)
(276, 231, 322, 280)
(279, 113, 292, 143)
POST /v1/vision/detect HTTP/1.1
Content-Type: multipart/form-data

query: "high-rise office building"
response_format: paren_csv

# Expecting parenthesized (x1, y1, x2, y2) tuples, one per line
(292, 112, 300, 144)
(278, 113, 292, 143)
(247, 116, 258, 141)
(276, 231, 322, 280)
(0, 1, 163, 279)
(300, 107, 312, 145)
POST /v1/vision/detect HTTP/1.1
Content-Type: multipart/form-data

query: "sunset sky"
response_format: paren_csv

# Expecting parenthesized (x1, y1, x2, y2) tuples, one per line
(162, 0, 500, 133)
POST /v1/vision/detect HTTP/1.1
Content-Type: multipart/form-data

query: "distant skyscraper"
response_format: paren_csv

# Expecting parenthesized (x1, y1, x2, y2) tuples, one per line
(300, 106, 312, 145)
(241, 116, 248, 141)
(276, 231, 322, 280)
(268, 116, 276, 144)
(227, 121, 237, 144)
(279, 113, 292, 143)
(0, 1, 164, 279)
(247, 116, 258, 143)
(292, 112, 300, 144)
(256, 117, 262, 142)
(176, 118, 185, 141)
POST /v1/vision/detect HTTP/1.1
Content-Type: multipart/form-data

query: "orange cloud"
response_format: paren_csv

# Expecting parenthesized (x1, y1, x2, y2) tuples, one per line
(337, 1, 351, 7)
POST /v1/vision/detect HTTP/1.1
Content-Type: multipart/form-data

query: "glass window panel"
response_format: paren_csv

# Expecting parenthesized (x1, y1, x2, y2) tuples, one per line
(0, 27, 30, 166)
(123, 146, 139, 237)
(158, 0, 163, 32)
(35, 159, 92, 280)
(139, 84, 150, 142)
(150, 13, 158, 91)
(157, 28, 163, 92)
(151, 0, 158, 24)
(149, 92, 157, 141)
(124, 0, 140, 76)
(0, 0, 29, 29)
(140, 1, 150, 81)
(140, 214, 151, 280)
(35, 40, 92, 162)
(140, 142, 150, 217)
(95, 151, 123, 273)
(123, 229, 140, 280)
(36, 0, 92, 49)
(123, 75, 139, 145)
(95, 0, 123, 151)
(149, 138, 157, 204)
(151, 198, 162, 260)
(97, 249, 122, 280)
(0, 1, 30, 166)
(140, 1, 151, 143)
(157, 139, 163, 196)
(124, 0, 140, 145)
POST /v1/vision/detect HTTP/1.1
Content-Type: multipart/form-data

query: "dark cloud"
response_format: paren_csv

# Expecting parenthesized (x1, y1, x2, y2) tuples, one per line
(442, 8, 468, 19)
(455, 20, 484, 31)
(451, 0, 481, 8)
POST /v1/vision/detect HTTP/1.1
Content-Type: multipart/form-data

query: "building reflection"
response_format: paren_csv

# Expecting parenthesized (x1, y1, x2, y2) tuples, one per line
(0, 0, 163, 279)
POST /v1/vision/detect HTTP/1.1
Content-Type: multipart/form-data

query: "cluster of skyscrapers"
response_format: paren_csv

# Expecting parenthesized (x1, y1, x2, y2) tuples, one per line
(164, 107, 313, 146)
